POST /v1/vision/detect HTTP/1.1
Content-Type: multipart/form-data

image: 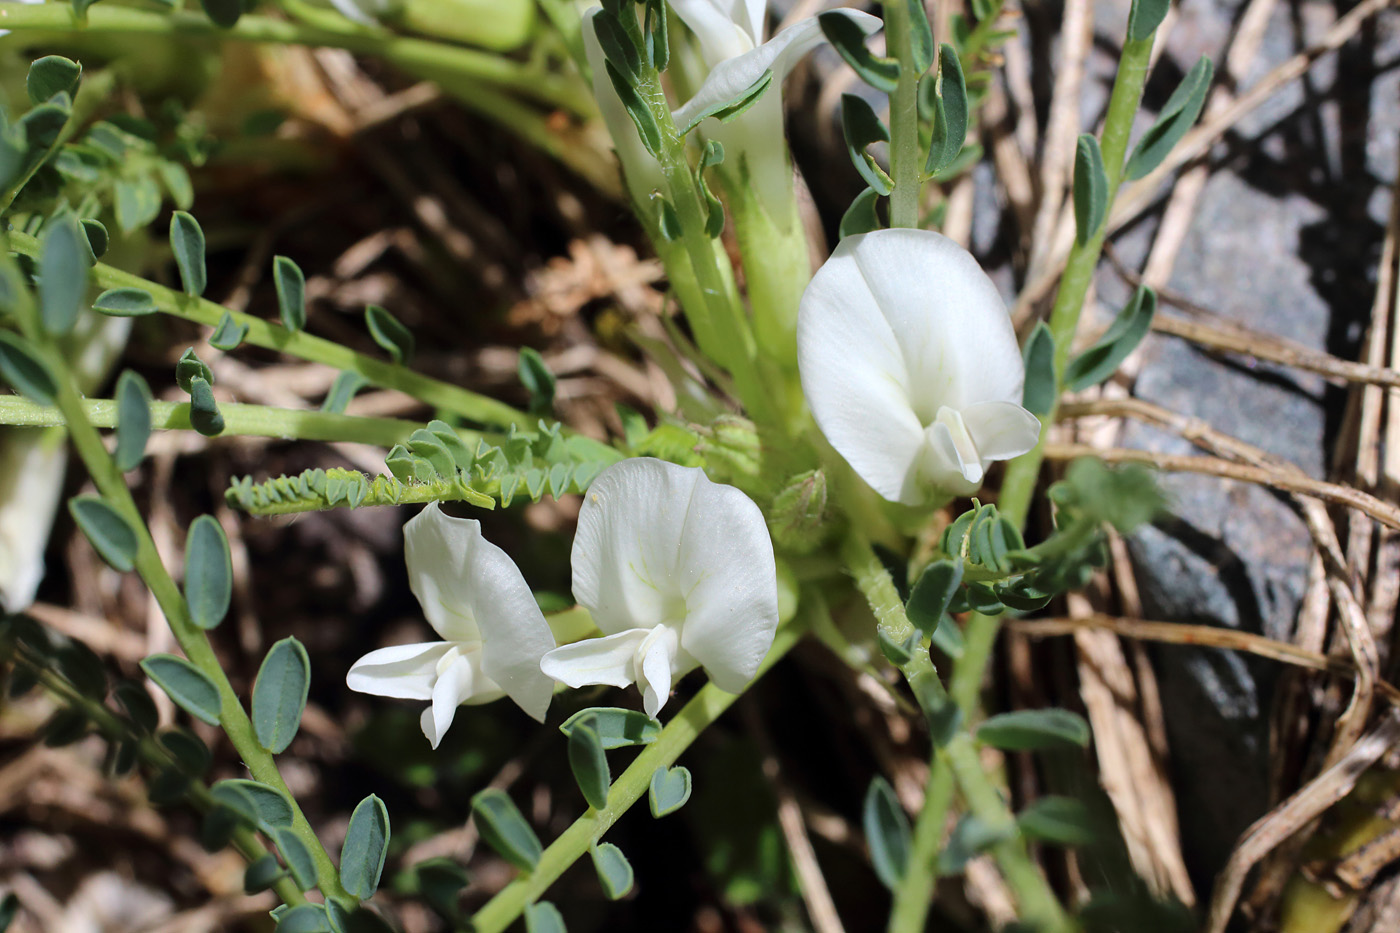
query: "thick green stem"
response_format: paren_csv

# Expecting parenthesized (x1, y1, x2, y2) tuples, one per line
(0, 5, 591, 116)
(950, 33, 1157, 717)
(10, 285, 353, 904)
(22, 658, 308, 908)
(468, 621, 803, 933)
(0, 393, 440, 448)
(880, 0, 925, 229)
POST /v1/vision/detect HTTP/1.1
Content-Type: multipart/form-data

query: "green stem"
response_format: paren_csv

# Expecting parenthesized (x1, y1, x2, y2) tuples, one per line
(11, 286, 354, 905)
(0, 394, 437, 448)
(888, 752, 955, 933)
(6, 231, 541, 434)
(0, 5, 592, 116)
(880, 0, 924, 229)
(469, 621, 804, 933)
(950, 32, 1157, 718)
(20, 656, 308, 908)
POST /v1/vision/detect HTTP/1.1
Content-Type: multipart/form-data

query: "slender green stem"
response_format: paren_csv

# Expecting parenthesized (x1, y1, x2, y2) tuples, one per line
(19, 655, 308, 908)
(888, 751, 955, 933)
(950, 32, 1157, 718)
(0, 5, 592, 116)
(469, 621, 803, 933)
(10, 282, 353, 904)
(0, 394, 438, 448)
(5, 231, 542, 434)
(880, 0, 925, 229)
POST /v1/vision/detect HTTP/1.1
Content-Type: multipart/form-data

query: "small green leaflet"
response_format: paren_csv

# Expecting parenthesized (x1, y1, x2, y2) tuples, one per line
(697, 140, 726, 238)
(141, 654, 222, 726)
(273, 255, 306, 331)
(905, 0, 935, 73)
(937, 814, 1013, 875)
(27, 56, 82, 105)
(518, 347, 556, 417)
(414, 858, 470, 922)
(39, 212, 89, 335)
(524, 901, 566, 933)
(184, 515, 232, 630)
(648, 765, 692, 817)
(1064, 285, 1157, 391)
(80, 219, 108, 259)
(176, 348, 214, 392)
(114, 370, 152, 471)
(209, 311, 249, 351)
(1020, 322, 1056, 415)
(365, 304, 413, 363)
(905, 559, 963, 638)
(159, 728, 211, 774)
(925, 45, 968, 176)
(590, 842, 634, 899)
(170, 211, 207, 297)
(274, 827, 318, 891)
(321, 370, 368, 414)
(977, 708, 1091, 750)
(820, 12, 898, 93)
(93, 287, 157, 317)
(567, 715, 611, 810)
(274, 904, 331, 933)
(471, 788, 542, 872)
(340, 794, 390, 899)
(244, 854, 288, 894)
(114, 681, 158, 733)
(210, 778, 295, 833)
(1017, 796, 1098, 847)
(863, 776, 910, 889)
(605, 62, 663, 157)
(252, 636, 310, 754)
(558, 707, 659, 748)
(1127, 0, 1170, 42)
(187, 376, 225, 436)
(1124, 56, 1214, 181)
(840, 94, 892, 196)
(69, 495, 139, 572)
(1072, 134, 1108, 245)
(840, 187, 882, 238)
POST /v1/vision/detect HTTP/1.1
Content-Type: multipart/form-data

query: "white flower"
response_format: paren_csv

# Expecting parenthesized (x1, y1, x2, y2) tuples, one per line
(797, 229, 1042, 505)
(347, 503, 556, 748)
(539, 457, 778, 719)
(669, 3, 881, 220)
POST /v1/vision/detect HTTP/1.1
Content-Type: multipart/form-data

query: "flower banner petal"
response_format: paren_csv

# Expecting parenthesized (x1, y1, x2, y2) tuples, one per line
(404, 503, 485, 643)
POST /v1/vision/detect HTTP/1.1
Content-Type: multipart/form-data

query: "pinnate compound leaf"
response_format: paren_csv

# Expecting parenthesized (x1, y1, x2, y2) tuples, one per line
(69, 495, 138, 572)
(273, 256, 306, 331)
(40, 212, 88, 335)
(209, 311, 248, 351)
(559, 707, 659, 748)
(1124, 56, 1213, 181)
(820, 11, 898, 92)
(141, 654, 222, 725)
(1017, 796, 1098, 846)
(170, 211, 207, 297)
(567, 716, 611, 810)
(590, 842, 634, 899)
(93, 287, 157, 316)
(840, 187, 882, 238)
(977, 708, 1091, 750)
(27, 56, 82, 105)
(1127, 0, 1170, 42)
(1072, 134, 1108, 245)
(525, 901, 566, 933)
(1020, 322, 1056, 415)
(0, 332, 56, 405)
(340, 794, 390, 899)
(1064, 285, 1156, 391)
(252, 636, 310, 753)
(211, 779, 294, 833)
(471, 789, 542, 871)
(648, 765, 692, 818)
(185, 515, 232, 630)
(905, 559, 963, 638)
(274, 827, 318, 891)
(365, 304, 413, 363)
(925, 45, 968, 176)
(840, 94, 892, 195)
(114, 371, 153, 471)
(864, 776, 911, 888)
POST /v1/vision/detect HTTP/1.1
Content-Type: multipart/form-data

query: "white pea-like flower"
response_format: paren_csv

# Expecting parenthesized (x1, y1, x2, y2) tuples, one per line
(539, 457, 779, 719)
(669, 2, 881, 221)
(797, 228, 1042, 505)
(347, 503, 557, 748)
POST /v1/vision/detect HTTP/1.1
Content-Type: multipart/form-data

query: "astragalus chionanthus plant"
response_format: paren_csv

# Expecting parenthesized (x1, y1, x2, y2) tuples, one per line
(0, 0, 1254, 929)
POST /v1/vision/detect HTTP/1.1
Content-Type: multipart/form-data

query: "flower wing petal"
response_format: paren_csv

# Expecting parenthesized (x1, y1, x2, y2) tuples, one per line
(571, 458, 702, 633)
(797, 235, 925, 502)
(675, 474, 779, 694)
(672, 11, 880, 132)
(540, 628, 651, 689)
(962, 400, 1042, 461)
(347, 642, 452, 701)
